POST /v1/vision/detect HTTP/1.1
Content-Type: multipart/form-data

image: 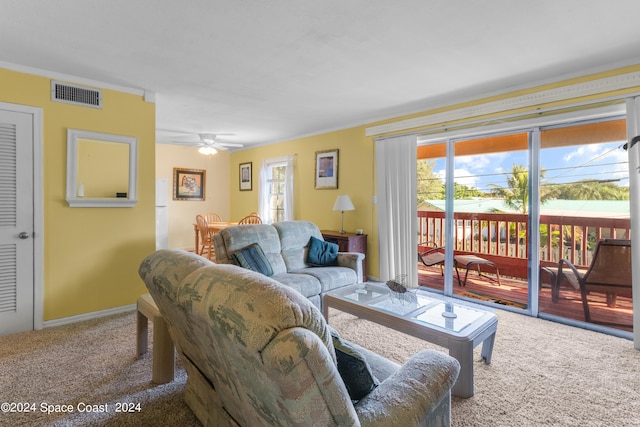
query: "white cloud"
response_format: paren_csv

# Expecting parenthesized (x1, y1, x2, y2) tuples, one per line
(453, 168, 479, 187)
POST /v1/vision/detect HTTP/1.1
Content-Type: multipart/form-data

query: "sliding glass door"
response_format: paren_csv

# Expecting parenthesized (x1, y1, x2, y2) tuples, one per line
(537, 118, 632, 331)
(418, 133, 531, 310)
(418, 115, 633, 335)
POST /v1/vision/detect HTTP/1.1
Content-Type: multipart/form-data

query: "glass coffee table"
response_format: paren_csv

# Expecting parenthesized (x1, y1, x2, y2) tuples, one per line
(323, 282, 498, 398)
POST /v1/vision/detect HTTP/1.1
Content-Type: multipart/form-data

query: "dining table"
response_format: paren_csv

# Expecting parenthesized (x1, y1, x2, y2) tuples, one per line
(194, 221, 238, 253)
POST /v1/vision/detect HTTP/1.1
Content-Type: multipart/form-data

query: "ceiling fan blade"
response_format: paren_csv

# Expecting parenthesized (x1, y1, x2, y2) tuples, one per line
(216, 142, 244, 148)
(162, 140, 206, 147)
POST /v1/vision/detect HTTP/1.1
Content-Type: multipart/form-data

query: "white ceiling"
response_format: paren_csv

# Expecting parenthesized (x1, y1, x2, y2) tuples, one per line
(3, 0, 640, 148)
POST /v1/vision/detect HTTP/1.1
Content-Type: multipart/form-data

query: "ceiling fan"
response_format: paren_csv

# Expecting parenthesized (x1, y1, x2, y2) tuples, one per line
(160, 132, 244, 155)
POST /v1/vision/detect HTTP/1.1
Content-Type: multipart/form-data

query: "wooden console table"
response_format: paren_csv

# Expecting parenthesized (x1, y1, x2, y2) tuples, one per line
(321, 230, 367, 281)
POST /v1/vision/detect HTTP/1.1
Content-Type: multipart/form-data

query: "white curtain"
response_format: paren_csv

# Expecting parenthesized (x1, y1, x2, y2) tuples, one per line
(375, 134, 418, 286)
(625, 96, 640, 346)
(258, 155, 295, 223)
(282, 155, 294, 221)
(258, 160, 269, 221)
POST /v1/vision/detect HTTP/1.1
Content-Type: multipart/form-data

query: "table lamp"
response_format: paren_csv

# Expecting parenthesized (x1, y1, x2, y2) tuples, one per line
(333, 195, 355, 234)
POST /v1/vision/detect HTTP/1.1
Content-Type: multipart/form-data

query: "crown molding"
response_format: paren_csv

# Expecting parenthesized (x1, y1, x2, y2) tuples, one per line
(366, 71, 640, 137)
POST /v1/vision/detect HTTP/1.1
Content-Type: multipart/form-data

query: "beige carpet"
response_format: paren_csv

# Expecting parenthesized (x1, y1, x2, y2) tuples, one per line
(0, 309, 638, 426)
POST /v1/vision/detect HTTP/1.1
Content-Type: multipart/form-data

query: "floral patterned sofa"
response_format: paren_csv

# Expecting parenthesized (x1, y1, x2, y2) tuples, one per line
(213, 220, 364, 311)
(139, 249, 460, 427)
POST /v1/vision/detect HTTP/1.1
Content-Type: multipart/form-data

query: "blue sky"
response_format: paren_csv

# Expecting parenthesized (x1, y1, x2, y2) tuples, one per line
(432, 140, 630, 194)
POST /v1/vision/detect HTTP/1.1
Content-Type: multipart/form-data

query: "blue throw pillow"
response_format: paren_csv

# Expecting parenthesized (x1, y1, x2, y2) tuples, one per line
(306, 236, 339, 266)
(232, 243, 273, 276)
(328, 327, 379, 401)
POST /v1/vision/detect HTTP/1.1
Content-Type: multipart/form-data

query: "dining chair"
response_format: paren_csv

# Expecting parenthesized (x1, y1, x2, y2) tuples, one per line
(555, 238, 631, 325)
(195, 214, 215, 260)
(204, 212, 222, 224)
(238, 214, 262, 224)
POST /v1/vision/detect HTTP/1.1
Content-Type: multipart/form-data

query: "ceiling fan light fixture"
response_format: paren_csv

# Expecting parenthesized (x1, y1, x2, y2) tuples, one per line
(199, 133, 216, 143)
(198, 146, 218, 155)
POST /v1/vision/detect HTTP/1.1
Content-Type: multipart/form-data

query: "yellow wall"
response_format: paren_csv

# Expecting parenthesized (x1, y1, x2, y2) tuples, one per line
(0, 68, 156, 321)
(156, 143, 231, 249)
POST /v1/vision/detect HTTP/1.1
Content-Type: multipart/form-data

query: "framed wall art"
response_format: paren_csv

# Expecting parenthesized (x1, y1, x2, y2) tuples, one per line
(173, 167, 206, 201)
(315, 149, 338, 189)
(239, 162, 252, 191)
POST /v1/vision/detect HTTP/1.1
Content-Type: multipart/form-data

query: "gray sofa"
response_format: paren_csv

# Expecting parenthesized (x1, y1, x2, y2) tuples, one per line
(139, 249, 460, 426)
(213, 220, 365, 310)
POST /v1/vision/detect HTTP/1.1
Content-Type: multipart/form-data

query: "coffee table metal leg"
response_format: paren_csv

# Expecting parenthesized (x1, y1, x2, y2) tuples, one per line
(449, 341, 474, 398)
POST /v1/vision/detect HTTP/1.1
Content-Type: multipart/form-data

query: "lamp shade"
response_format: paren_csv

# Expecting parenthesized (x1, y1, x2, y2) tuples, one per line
(333, 195, 355, 211)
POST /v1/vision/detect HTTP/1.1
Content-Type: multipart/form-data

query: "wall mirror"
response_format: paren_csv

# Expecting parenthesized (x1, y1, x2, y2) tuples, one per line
(66, 129, 138, 207)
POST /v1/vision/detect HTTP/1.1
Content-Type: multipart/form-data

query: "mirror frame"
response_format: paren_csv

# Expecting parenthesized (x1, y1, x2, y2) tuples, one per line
(66, 128, 138, 207)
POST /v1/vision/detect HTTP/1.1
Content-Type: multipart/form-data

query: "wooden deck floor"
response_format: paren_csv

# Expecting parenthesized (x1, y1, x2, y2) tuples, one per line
(418, 265, 633, 333)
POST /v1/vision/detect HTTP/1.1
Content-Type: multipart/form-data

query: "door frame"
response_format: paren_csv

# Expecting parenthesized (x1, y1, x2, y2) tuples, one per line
(0, 102, 44, 331)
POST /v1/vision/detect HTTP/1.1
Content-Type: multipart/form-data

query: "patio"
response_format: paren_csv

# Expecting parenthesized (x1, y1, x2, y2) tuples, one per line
(416, 208, 633, 332)
(418, 264, 633, 332)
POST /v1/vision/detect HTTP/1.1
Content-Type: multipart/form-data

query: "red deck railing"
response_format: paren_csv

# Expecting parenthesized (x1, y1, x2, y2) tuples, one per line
(418, 210, 631, 280)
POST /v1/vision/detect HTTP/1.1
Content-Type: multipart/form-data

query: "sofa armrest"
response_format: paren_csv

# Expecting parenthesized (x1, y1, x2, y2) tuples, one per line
(355, 350, 460, 427)
(337, 252, 365, 283)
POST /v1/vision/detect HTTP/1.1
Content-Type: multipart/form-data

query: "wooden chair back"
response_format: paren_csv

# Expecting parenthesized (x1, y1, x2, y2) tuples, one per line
(239, 214, 262, 224)
(204, 212, 222, 224)
(195, 214, 214, 259)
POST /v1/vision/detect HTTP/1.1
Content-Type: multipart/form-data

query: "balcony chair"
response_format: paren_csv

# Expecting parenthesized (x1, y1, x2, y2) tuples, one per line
(555, 238, 632, 325)
(418, 242, 501, 287)
(418, 241, 445, 275)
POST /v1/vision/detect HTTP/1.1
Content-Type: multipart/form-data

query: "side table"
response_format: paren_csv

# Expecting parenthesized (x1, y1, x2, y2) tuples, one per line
(321, 230, 367, 281)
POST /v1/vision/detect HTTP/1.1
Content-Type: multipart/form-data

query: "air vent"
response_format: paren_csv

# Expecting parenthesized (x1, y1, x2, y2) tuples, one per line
(51, 80, 102, 109)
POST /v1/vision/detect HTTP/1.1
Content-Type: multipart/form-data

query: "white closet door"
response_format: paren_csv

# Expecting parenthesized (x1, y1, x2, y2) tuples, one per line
(0, 109, 34, 335)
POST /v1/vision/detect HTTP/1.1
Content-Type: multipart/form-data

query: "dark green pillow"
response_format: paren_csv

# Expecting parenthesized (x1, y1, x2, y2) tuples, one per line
(329, 327, 379, 401)
(306, 236, 339, 266)
(232, 243, 273, 276)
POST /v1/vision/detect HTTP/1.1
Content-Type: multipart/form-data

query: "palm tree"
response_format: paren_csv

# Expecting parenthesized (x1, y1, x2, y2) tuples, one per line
(489, 164, 553, 213)
(488, 164, 530, 213)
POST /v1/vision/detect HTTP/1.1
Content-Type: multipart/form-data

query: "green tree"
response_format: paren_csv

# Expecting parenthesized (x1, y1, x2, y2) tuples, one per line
(544, 179, 629, 200)
(453, 182, 484, 199)
(488, 163, 552, 213)
(417, 159, 444, 202)
(488, 164, 530, 213)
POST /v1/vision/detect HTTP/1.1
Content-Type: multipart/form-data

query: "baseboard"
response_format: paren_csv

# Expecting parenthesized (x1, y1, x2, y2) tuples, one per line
(43, 304, 136, 328)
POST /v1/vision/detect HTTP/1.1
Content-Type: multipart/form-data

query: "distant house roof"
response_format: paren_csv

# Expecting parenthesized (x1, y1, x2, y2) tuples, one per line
(418, 199, 630, 219)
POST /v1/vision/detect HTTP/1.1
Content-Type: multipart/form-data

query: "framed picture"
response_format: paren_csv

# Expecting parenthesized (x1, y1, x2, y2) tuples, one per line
(173, 168, 206, 201)
(239, 162, 252, 191)
(315, 149, 339, 189)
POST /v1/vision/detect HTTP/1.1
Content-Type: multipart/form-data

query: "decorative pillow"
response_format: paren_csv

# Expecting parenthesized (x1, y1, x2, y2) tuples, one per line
(328, 326, 379, 401)
(306, 236, 339, 266)
(232, 243, 273, 276)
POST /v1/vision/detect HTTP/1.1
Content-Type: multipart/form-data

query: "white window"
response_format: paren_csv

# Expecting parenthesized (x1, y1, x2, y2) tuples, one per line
(258, 156, 294, 223)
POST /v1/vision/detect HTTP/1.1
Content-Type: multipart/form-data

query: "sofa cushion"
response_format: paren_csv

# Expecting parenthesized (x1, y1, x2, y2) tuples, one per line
(271, 272, 322, 299)
(307, 236, 339, 266)
(274, 221, 324, 271)
(218, 224, 288, 275)
(329, 326, 379, 401)
(232, 243, 273, 276)
(293, 267, 357, 293)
